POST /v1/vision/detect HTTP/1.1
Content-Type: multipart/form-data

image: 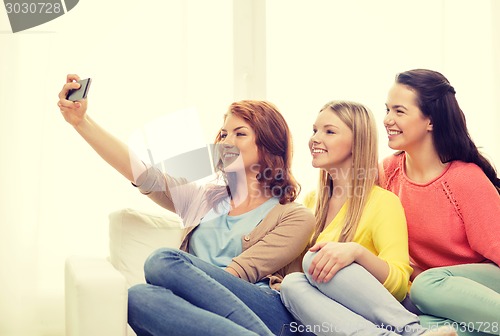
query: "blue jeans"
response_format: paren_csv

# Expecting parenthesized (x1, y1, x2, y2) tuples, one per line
(281, 251, 428, 336)
(128, 248, 301, 336)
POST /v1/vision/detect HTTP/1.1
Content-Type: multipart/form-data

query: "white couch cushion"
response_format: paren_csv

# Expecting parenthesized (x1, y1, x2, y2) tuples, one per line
(108, 208, 184, 287)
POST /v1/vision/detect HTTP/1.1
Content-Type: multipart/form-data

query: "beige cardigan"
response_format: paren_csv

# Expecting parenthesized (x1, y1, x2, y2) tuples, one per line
(134, 167, 315, 290)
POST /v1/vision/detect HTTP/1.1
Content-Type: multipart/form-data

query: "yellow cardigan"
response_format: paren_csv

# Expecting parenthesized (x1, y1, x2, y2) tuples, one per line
(304, 186, 412, 301)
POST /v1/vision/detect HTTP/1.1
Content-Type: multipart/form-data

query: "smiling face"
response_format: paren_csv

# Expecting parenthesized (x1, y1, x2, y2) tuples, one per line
(384, 83, 433, 153)
(218, 113, 259, 173)
(309, 108, 353, 172)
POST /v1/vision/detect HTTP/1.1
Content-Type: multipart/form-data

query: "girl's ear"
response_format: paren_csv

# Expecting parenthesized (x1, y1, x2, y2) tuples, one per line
(427, 118, 433, 132)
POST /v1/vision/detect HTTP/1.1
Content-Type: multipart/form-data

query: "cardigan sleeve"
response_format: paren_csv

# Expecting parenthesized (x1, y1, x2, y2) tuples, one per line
(371, 191, 413, 301)
(228, 203, 315, 283)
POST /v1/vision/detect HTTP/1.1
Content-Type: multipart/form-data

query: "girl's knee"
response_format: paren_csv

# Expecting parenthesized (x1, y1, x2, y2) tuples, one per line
(412, 268, 449, 290)
(128, 284, 162, 327)
(144, 247, 182, 282)
(410, 268, 450, 307)
(280, 272, 307, 308)
(302, 251, 317, 273)
(281, 272, 306, 293)
(128, 284, 150, 308)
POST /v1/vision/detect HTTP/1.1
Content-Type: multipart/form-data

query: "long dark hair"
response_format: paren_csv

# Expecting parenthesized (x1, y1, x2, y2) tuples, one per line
(395, 69, 500, 193)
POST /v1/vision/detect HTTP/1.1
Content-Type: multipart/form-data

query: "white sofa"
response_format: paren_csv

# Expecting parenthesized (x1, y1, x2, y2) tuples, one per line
(65, 208, 184, 336)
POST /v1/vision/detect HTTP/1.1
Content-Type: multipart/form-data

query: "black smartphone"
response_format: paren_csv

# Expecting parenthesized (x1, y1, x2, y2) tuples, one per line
(66, 78, 92, 101)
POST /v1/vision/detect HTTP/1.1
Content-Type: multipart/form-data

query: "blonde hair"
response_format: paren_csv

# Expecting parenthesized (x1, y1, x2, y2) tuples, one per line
(310, 101, 379, 245)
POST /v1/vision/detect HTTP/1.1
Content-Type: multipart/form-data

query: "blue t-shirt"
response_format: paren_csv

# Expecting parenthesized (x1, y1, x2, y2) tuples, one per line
(189, 197, 280, 269)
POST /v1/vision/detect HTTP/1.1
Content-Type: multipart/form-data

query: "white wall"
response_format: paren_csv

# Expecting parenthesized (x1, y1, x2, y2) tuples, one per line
(0, 1, 498, 335)
(265, 0, 500, 195)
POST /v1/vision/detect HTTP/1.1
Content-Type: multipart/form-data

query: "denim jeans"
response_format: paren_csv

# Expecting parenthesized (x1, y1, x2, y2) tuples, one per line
(281, 251, 428, 336)
(128, 248, 300, 336)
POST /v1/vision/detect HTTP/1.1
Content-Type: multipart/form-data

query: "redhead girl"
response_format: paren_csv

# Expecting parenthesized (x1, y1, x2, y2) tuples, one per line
(58, 74, 314, 336)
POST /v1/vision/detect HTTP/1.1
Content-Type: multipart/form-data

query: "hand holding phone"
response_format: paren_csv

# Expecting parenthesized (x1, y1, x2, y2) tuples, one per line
(66, 78, 92, 101)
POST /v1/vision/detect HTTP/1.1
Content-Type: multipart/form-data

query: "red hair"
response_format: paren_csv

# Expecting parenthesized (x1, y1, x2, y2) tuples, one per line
(211, 100, 300, 204)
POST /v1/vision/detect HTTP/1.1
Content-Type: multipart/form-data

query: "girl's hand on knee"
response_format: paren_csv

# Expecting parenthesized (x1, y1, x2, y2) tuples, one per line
(308, 242, 361, 283)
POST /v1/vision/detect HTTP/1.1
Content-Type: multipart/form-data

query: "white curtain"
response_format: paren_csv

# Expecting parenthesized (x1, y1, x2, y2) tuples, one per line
(0, 34, 50, 336)
(0, 1, 233, 335)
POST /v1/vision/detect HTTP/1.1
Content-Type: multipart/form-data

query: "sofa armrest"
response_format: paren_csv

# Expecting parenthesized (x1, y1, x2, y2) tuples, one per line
(65, 256, 129, 336)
